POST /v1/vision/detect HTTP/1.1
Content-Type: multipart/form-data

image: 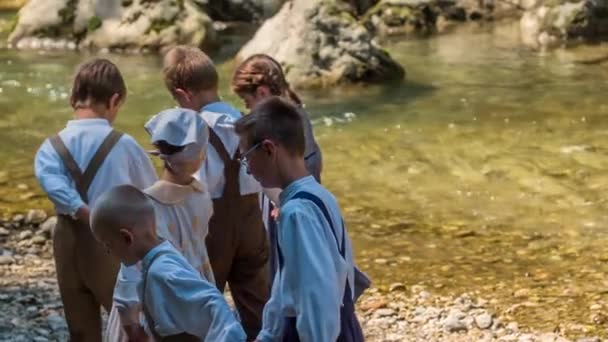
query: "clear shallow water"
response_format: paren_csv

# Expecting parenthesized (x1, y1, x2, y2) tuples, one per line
(2, 16, 608, 336)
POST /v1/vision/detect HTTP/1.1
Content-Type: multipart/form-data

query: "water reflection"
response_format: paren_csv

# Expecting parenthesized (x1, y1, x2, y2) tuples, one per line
(1, 20, 608, 337)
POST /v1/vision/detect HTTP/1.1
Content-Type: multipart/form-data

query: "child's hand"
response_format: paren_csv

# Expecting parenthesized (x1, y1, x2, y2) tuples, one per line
(74, 205, 90, 226)
(271, 207, 280, 220)
(124, 324, 150, 342)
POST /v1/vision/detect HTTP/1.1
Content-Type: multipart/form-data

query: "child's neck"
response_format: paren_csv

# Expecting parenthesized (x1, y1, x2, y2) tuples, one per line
(74, 105, 109, 121)
(184, 92, 220, 111)
(162, 169, 193, 186)
(280, 159, 310, 190)
(136, 234, 164, 261)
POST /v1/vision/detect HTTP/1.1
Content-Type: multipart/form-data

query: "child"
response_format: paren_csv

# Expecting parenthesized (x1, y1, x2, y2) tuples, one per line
(106, 108, 217, 341)
(163, 45, 270, 339)
(232, 54, 324, 279)
(234, 97, 364, 341)
(90, 185, 246, 342)
(232, 53, 322, 182)
(34, 58, 157, 341)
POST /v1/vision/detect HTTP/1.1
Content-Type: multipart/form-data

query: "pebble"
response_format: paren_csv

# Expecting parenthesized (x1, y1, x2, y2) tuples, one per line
(0, 227, 9, 236)
(589, 304, 602, 310)
(389, 282, 405, 293)
(25, 210, 47, 225)
(31, 236, 47, 245)
(19, 230, 33, 240)
(507, 321, 519, 333)
(475, 312, 493, 329)
(16, 184, 28, 190)
(375, 308, 396, 317)
(443, 312, 468, 332)
(374, 258, 388, 265)
(46, 313, 67, 332)
(577, 338, 600, 342)
(514, 288, 530, 299)
(0, 255, 15, 265)
(12, 214, 25, 223)
(39, 217, 57, 235)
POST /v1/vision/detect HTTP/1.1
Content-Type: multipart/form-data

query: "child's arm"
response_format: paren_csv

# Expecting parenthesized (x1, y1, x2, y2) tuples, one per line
(280, 208, 343, 341)
(114, 264, 145, 329)
(34, 139, 86, 216)
(124, 135, 158, 189)
(145, 261, 246, 342)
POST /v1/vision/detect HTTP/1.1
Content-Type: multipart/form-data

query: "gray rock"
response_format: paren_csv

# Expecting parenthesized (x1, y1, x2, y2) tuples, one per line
(389, 282, 406, 292)
(10, 0, 216, 52)
(46, 314, 67, 332)
(0, 255, 15, 265)
(237, 0, 404, 88)
(26, 209, 47, 225)
(375, 308, 396, 317)
(12, 214, 25, 224)
(0, 227, 9, 236)
(19, 230, 33, 240)
(520, 0, 608, 49)
(39, 217, 57, 236)
(475, 312, 493, 329)
(33, 337, 49, 342)
(31, 236, 47, 245)
(443, 312, 468, 333)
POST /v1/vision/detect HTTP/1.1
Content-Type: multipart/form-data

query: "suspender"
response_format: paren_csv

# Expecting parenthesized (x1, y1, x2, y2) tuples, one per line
(207, 127, 241, 199)
(276, 191, 346, 270)
(49, 130, 124, 204)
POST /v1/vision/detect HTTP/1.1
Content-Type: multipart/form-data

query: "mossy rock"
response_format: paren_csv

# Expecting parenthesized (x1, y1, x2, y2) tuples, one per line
(87, 16, 102, 32)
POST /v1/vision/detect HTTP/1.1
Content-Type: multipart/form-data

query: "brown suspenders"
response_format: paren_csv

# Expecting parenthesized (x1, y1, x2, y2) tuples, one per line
(49, 130, 124, 204)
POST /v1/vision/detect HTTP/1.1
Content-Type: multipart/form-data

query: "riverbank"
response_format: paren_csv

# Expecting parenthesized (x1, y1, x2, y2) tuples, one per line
(0, 209, 602, 341)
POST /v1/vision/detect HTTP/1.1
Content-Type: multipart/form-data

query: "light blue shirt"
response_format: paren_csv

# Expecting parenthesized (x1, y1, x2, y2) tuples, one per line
(203, 101, 242, 120)
(141, 241, 246, 341)
(195, 103, 262, 199)
(257, 176, 356, 342)
(34, 118, 158, 215)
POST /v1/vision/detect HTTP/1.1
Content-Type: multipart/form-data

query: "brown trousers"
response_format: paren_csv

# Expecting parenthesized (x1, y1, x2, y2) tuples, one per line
(54, 216, 119, 342)
(206, 193, 270, 340)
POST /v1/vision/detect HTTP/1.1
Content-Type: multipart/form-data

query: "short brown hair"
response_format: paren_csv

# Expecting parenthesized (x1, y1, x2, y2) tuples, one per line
(235, 96, 305, 156)
(163, 46, 218, 95)
(70, 58, 126, 109)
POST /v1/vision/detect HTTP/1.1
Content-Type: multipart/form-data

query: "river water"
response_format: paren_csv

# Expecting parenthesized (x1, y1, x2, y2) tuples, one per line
(2, 14, 608, 337)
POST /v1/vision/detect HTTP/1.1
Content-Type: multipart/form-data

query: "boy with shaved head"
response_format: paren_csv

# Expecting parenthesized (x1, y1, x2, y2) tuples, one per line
(91, 185, 246, 342)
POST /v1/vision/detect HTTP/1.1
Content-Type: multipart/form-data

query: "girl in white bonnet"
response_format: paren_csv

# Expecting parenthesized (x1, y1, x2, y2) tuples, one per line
(106, 108, 218, 342)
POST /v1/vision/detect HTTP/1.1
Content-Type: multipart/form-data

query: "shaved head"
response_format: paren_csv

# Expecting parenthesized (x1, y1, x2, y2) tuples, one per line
(91, 185, 156, 239)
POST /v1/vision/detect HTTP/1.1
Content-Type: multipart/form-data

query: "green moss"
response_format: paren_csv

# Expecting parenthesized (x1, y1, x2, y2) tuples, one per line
(147, 18, 173, 33)
(87, 16, 102, 32)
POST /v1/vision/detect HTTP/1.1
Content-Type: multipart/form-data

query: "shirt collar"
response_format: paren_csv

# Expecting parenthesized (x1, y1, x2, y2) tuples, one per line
(279, 175, 316, 204)
(66, 118, 111, 128)
(144, 179, 205, 205)
(141, 240, 173, 270)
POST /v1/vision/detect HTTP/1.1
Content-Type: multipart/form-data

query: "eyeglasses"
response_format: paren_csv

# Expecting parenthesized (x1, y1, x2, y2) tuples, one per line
(238, 142, 261, 169)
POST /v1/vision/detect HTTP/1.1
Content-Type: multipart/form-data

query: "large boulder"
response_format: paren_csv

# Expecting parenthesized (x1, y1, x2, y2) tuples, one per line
(8, 0, 215, 52)
(237, 0, 405, 87)
(520, 0, 608, 48)
(362, 0, 531, 37)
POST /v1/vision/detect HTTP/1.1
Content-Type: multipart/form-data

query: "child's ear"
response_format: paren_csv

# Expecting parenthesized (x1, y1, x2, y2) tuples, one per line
(118, 228, 134, 246)
(173, 88, 191, 105)
(256, 85, 271, 99)
(108, 93, 123, 111)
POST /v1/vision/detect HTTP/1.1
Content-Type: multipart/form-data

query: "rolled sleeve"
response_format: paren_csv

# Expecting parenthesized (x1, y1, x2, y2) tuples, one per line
(113, 263, 143, 326)
(34, 139, 85, 215)
(146, 261, 246, 341)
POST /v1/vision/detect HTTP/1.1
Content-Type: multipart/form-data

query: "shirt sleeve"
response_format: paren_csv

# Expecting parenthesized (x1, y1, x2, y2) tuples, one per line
(123, 135, 158, 189)
(256, 269, 284, 342)
(145, 259, 246, 341)
(113, 263, 143, 326)
(34, 139, 85, 215)
(280, 207, 342, 342)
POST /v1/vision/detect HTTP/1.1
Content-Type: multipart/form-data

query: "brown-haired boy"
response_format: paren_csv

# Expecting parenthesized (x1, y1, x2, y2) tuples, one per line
(163, 46, 269, 339)
(34, 58, 157, 341)
(234, 97, 364, 341)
